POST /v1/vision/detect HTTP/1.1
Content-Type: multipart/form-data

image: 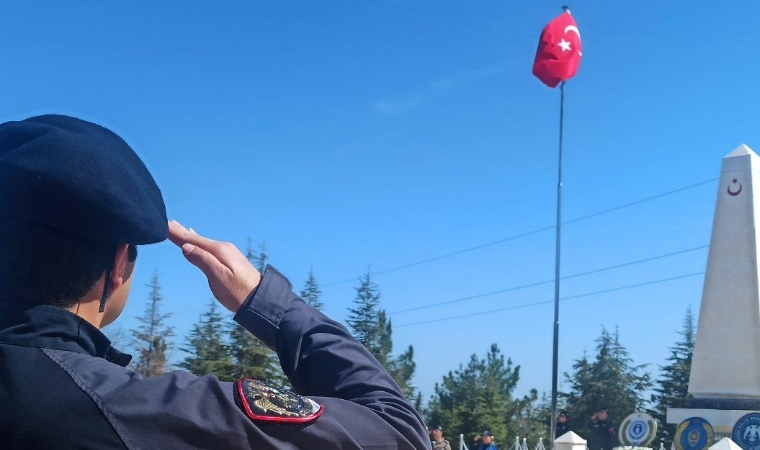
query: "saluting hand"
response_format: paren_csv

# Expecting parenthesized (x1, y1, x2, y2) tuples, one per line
(168, 220, 262, 313)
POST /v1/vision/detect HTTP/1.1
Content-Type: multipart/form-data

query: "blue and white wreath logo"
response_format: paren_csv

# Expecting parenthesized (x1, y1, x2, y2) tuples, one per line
(619, 412, 657, 447)
(733, 413, 760, 450)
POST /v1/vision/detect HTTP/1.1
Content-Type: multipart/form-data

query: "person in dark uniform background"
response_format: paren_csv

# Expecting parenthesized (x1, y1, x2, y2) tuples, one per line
(0, 114, 429, 449)
(556, 409, 571, 438)
(586, 407, 616, 450)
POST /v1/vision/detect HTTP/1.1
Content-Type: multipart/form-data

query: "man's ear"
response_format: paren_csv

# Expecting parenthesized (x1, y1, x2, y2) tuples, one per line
(110, 243, 134, 290)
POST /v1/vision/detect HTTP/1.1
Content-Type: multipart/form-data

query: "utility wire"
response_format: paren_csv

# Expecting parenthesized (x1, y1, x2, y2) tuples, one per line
(562, 179, 716, 226)
(171, 178, 717, 316)
(395, 271, 705, 328)
(390, 245, 708, 315)
(170, 244, 708, 317)
(323, 226, 554, 287)
(323, 178, 717, 287)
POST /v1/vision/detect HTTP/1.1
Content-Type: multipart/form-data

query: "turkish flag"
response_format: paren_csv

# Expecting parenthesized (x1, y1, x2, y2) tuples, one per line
(532, 11, 582, 88)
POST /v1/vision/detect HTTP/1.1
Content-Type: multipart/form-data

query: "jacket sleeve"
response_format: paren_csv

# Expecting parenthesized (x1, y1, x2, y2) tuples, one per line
(233, 265, 429, 449)
(52, 265, 429, 450)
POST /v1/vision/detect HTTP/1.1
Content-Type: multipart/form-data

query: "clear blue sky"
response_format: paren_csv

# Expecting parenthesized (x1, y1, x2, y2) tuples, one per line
(3, 0, 759, 403)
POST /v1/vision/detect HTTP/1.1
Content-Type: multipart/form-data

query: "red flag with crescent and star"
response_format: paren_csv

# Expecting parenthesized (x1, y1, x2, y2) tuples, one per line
(532, 10, 582, 88)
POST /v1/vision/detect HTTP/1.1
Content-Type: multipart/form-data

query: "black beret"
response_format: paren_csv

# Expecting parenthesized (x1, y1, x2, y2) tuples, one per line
(0, 114, 167, 244)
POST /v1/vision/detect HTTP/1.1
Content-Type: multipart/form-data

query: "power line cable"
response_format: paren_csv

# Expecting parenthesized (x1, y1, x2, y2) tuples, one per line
(389, 245, 708, 315)
(170, 179, 717, 317)
(323, 178, 717, 287)
(395, 271, 705, 328)
(562, 178, 716, 226)
(169, 244, 709, 318)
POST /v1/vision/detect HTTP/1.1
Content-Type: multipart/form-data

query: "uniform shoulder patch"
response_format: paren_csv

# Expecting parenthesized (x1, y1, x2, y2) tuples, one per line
(234, 378, 324, 423)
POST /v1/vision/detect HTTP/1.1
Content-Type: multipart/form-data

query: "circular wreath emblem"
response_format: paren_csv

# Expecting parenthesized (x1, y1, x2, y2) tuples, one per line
(674, 417, 714, 450)
(619, 412, 657, 447)
(732, 412, 760, 450)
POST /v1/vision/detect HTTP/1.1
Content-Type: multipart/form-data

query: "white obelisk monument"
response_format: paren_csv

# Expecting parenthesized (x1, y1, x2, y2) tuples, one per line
(668, 145, 760, 440)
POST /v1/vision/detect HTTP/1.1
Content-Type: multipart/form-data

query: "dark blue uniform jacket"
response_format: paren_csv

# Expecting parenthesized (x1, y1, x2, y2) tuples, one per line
(586, 419, 616, 450)
(0, 266, 428, 449)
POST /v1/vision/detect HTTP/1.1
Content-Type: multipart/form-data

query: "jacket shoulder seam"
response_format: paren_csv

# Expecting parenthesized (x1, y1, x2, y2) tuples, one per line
(41, 348, 134, 449)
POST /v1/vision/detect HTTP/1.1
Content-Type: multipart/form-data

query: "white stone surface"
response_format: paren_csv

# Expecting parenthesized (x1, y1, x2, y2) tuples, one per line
(689, 144, 760, 399)
(709, 437, 743, 450)
(555, 431, 586, 444)
(555, 431, 587, 450)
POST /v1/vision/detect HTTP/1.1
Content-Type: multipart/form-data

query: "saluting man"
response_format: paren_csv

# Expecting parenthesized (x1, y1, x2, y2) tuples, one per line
(556, 410, 571, 437)
(0, 115, 429, 449)
(587, 407, 617, 450)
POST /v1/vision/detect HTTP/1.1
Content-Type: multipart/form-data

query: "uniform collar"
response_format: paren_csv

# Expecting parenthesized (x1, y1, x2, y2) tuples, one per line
(0, 303, 132, 367)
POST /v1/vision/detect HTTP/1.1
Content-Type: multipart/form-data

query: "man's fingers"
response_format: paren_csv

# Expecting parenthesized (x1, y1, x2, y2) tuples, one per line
(169, 220, 217, 249)
(168, 220, 241, 269)
(181, 241, 232, 282)
(168, 220, 262, 313)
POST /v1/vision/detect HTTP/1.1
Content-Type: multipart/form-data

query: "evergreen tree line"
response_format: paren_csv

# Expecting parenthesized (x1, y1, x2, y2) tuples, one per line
(127, 239, 695, 450)
(128, 240, 419, 399)
(426, 309, 694, 449)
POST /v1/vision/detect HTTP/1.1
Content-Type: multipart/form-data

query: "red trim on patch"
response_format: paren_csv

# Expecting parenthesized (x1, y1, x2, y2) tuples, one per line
(236, 379, 324, 423)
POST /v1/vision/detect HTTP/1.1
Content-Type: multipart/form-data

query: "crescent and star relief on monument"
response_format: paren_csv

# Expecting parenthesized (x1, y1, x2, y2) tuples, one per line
(728, 178, 743, 197)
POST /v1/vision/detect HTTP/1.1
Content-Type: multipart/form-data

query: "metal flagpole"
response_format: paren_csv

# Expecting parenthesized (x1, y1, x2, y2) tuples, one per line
(549, 69, 568, 448)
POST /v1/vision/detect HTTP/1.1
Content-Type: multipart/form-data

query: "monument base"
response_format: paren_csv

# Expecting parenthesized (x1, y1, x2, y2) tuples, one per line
(688, 398, 760, 410)
(667, 408, 760, 440)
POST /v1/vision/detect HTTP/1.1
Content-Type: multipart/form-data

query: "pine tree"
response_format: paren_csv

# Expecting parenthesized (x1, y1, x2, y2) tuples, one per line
(649, 308, 695, 449)
(300, 268, 324, 311)
(226, 239, 286, 386)
(245, 237, 256, 262)
(510, 388, 546, 441)
(179, 302, 234, 378)
(255, 242, 268, 272)
(562, 351, 598, 427)
(532, 392, 562, 439)
(104, 326, 130, 353)
(563, 327, 652, 439)
(228, 322, 284, 384)
(244, 237, 268, 272)
(374, 309, 393, 366)
(427, 353, 492, 441)
(132, 270, 174, 378)
(389, 344, 416, 399)
(346, 269, 381, 350)
(346, 270, 419, 403)
(426, 344, 535, 444)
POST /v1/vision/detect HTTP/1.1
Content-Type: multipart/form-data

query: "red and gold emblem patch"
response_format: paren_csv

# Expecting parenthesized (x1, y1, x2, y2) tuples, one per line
(234, 378, 324, 423)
